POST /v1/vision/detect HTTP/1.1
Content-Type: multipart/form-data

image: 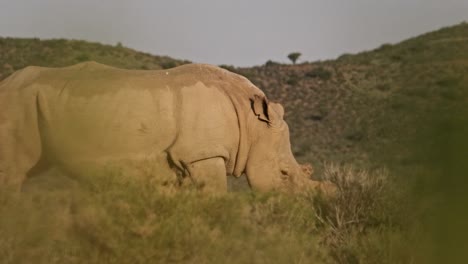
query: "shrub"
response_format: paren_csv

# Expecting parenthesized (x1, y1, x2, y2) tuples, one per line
(75, 53, 90, 62)
(286, 74, 300, 86)
(376, 83, 391, 92)
(377, 43, 393, 52)
(314, 164, 391, 230)
(436, 76, 461, 87)
(160, 61, 177, 69)
(218, 64, 237, 72)
(306, 67, 332, 81)
(338, 53, 352, 61)
(390, 54, 403, 61)
(265, 60, 281, 67)
(312, 164, 416, 263)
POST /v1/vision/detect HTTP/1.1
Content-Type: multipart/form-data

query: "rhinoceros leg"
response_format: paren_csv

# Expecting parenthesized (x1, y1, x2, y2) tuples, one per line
(184, 157, 227, 193)
(0, 119, 42, 191)
(0, 89, 42, 191)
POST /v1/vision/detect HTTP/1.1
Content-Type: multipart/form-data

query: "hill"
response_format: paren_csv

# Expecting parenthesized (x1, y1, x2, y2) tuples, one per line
(229, 22, 468, 175)
(1, 23, 467, 176)
(0, 37, 190, 80)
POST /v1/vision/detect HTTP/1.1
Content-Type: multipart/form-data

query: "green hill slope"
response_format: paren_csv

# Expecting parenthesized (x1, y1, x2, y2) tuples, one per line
(0, 38, 190, 80)
(232, 22, 468, 175)
(1, 22, 467, 175)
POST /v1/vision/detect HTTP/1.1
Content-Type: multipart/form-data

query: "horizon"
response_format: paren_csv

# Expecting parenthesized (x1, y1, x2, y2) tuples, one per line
(1, 21, 466, 67)
(1, 1, 468, 67)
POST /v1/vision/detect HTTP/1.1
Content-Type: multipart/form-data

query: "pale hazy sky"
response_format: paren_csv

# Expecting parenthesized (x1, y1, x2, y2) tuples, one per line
(1, 0, 467, 66)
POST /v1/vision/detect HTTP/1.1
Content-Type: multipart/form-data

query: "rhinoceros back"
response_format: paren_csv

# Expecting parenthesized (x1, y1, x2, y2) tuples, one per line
(1, 62, 254, 188)
(30, 62, 179, 166)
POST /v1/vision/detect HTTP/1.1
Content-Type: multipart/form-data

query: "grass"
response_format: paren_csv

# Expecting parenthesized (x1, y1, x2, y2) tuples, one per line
(0, 37, 190, 80)
(313, 165, 424, 263)
(0, 164, 422, 264)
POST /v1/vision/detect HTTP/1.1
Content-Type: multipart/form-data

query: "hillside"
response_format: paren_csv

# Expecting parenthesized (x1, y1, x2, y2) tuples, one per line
(0, 37, 190, 80)
(1, 23, 467, 176)
(231, 22, 468, 175)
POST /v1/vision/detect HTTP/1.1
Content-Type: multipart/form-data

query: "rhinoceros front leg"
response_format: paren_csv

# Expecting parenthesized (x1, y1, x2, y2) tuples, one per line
(0, 90, 42, 192)
(184, 157, 227, 193)
(0, 121, 42, 192)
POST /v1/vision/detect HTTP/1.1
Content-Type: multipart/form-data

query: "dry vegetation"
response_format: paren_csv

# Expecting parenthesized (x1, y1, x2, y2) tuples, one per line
(0, 164, 421, 264)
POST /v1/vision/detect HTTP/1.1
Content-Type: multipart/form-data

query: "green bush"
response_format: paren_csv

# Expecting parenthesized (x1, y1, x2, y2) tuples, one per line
(218, 64, 237, 72)
(337, 53, 352, 61)
(286, 74, 300, 86)
(377, 43, 393, 52)
(264, 60, 281, 67)
(306, 67, 332, 81)
(75, 53, 90, 62)
(160, 61, 177, 69)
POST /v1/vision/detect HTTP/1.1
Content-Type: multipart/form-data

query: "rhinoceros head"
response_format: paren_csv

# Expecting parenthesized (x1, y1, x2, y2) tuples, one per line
(245, 95, 309, 191)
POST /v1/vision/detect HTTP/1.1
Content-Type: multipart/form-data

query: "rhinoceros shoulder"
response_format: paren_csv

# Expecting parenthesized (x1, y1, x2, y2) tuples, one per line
(170, 64, 264, 97)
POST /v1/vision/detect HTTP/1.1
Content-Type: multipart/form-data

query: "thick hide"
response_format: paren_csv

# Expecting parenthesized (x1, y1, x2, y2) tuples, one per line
(0, 62, 313, 192)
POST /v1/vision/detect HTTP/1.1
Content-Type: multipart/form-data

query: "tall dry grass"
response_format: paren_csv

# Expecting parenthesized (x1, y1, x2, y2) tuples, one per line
(0, 163, 424, 264)
(311, 164, 425, 263)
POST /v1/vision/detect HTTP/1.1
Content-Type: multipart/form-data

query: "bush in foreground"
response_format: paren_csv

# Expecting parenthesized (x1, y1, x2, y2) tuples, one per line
(312, 164, 425, 263)
(0, 164, 423, 263)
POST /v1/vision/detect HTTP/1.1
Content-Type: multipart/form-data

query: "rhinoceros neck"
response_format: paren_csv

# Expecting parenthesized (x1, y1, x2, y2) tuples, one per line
(215, 79, 265, 177)
(170, 63, 266, 177)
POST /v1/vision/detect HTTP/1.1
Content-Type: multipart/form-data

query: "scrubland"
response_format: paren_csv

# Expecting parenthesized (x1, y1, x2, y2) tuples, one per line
(1, 164, 424, 264)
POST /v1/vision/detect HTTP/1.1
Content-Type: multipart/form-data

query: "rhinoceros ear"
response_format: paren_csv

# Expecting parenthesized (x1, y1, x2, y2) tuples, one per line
(251, 95, 270, 123)
(270, 103, 284, 120)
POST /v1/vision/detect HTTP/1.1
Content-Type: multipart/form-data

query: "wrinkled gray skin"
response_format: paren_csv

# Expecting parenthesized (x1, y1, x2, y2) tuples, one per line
(0, 62, 317, 193)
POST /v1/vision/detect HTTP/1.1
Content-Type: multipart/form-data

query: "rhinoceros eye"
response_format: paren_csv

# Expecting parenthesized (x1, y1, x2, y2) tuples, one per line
(280, 169, 289, 180)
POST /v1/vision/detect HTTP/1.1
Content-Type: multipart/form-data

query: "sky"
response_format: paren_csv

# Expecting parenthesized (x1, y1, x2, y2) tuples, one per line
(1, 0, 467, 67)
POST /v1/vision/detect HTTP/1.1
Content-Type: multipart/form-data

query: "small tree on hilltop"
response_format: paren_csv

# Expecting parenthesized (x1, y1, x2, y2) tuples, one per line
(288, 52, 301, 64)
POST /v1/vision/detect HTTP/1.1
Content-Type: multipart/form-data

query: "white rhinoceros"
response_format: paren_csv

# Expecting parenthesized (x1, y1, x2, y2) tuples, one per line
(0, 62, 321, 192)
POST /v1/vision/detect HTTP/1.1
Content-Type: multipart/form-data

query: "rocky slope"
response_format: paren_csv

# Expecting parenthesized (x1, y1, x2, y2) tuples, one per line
(1, 22, 467, 175)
